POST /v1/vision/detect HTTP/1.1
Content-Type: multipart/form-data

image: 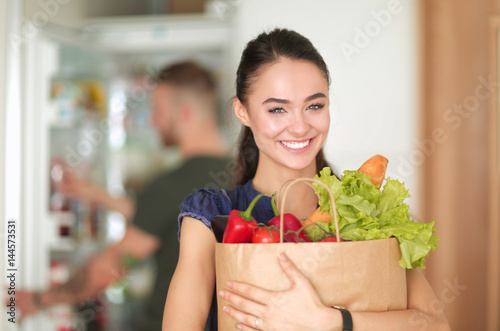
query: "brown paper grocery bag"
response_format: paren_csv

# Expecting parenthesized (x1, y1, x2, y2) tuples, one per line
(216, 238, 407, 329)
(215, 178, 407, 330)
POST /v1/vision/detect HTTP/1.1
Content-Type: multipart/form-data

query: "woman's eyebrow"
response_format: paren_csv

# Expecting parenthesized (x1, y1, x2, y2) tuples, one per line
(262, 97, 290, 105)
(304, 92, 327, 102)
(262, 92, 327, 105)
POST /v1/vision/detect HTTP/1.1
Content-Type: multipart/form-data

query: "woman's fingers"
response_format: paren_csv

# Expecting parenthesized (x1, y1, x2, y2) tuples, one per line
(226, 281, 270, 305)
(235, 324, 258, 331)
(222, 305, 261, 330)
(221, 254, 325, 330)
(277, 253, 308, 285)
(220, 288, 266, 316)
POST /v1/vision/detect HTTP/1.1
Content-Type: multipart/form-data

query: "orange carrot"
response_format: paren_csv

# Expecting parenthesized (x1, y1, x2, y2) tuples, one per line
(358, 154, 388, 188)
(302, 207, 331, 226)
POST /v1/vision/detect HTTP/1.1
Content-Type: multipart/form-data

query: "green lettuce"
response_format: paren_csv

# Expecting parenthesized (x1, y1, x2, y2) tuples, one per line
(310, 167, 439, 269)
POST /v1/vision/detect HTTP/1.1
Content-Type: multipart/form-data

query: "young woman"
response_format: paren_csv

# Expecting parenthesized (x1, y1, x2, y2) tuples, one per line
(162, 28, 450, 331)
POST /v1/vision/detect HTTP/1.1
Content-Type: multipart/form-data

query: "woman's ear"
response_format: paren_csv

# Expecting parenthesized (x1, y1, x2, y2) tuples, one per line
(233, 97, 251, 127)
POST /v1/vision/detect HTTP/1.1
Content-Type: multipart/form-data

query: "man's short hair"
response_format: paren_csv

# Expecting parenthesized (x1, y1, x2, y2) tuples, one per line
(155, 61, 216, 96)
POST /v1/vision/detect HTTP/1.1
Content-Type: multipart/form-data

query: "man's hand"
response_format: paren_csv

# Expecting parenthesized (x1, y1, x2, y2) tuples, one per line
(54, 168, 97, 204)
(14, 291, 42, 319)
(12, 225, 160, 322)
(53, 164, 135, 220)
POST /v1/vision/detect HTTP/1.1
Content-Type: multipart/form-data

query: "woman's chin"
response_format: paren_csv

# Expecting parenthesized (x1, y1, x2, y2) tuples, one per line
(276, 156, 318, 173)
(259, 146, 321, 174)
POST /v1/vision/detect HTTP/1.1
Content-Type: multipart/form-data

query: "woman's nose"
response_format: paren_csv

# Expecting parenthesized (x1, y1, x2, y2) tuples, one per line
(288, 112, 310, 136)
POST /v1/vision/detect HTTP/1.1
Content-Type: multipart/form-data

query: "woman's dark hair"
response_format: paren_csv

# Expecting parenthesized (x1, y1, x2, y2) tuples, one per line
(232, 28, 331, 186)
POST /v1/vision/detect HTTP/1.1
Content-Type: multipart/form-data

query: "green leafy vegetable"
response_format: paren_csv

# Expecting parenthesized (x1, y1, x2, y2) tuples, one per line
(310, 167, 439, 269)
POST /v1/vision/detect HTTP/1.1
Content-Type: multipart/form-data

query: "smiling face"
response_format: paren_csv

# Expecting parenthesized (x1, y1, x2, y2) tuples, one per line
(234, 57, 330, 174)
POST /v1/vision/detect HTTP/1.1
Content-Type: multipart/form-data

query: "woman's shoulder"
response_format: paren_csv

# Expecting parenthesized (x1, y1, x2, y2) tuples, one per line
(178, 182, 254, 221)
(177, 180, 274, 237)
(181, 188, 231, 215)
(178, 185, 250, 235)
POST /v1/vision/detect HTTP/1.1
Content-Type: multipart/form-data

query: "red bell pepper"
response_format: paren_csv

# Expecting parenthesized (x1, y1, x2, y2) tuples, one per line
(266, 192, 312, 243)
(222, 193, 264, 243)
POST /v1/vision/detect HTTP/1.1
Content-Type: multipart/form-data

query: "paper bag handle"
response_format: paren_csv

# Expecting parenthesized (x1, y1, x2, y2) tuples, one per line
(278, 178, 340, 243)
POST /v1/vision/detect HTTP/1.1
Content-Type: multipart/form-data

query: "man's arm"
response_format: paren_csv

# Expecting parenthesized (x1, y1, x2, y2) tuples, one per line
(17, 225, 160, 316)
(55, 169, 135, 220)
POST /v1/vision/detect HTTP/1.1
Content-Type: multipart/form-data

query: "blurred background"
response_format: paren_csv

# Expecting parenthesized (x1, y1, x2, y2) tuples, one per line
(0, 0, 498, 330)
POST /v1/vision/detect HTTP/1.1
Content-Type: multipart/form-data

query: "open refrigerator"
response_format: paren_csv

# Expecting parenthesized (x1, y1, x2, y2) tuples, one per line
(20, 14, 231, 331)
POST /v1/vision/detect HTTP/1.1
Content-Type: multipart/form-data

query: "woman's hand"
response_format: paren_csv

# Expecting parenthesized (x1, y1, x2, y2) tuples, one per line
(219, 253, 341, 331)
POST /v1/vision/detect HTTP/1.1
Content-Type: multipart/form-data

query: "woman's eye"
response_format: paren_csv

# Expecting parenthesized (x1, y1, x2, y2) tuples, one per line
(307, 104, 325, 110)
(268, 107, 285, 114)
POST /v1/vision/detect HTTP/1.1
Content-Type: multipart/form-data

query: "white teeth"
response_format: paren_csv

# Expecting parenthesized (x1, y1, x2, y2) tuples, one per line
(280, 139, 310, 150)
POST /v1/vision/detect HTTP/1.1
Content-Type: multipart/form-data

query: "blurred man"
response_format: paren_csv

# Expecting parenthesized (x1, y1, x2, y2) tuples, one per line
(17, 62, 230, 330)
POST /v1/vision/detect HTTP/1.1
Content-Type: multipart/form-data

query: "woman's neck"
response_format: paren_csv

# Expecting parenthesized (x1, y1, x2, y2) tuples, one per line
(251, 154, 319, 220)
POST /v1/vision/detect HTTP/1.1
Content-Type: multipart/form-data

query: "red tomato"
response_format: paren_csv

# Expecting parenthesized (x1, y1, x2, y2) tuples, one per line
(319, 236, 342, 242)
(252, 227, 280, 243)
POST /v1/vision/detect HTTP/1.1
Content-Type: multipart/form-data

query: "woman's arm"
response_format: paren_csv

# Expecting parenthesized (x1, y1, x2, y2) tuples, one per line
(348, 268, 450, 330)
(162, 217, 216, 330)
(222, 253, 450, 331)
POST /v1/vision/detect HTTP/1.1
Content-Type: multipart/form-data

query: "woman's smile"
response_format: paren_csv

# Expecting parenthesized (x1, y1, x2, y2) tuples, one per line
(279, 137, 314, 152)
